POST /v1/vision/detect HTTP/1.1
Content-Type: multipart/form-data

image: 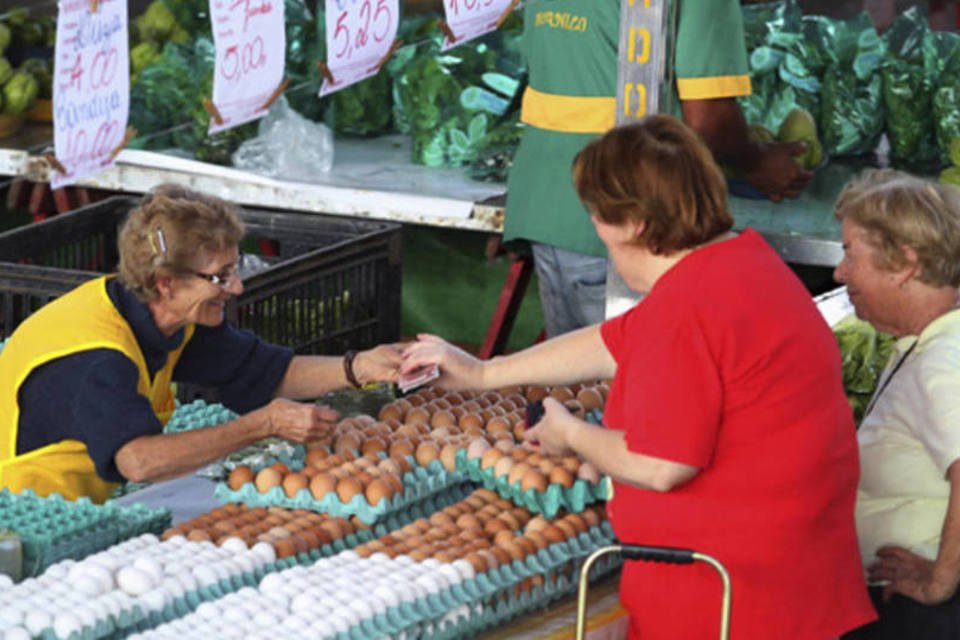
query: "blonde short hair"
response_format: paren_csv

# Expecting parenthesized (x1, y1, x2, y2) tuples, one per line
(835, 171, 960, 287)
(118, 184, 245, 301)
(572, 114, 732, 255)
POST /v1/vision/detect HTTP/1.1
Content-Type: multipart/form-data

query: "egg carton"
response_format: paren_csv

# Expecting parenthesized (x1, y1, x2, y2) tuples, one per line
(213, 459, 470, 525)
(0, 490, 165, 579)
(163, 400, 237, 434)
(455, 449, 610, 518)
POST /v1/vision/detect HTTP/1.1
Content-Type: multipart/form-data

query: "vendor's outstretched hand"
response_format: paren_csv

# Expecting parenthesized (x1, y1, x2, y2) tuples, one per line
(869, 545, 959, 605)
(354, 344, 404, 385)
(401, 333, 483, 390)
(744, 141, 813, 202)
(523, 397, 579, 457)
(264, 398, 339, 443)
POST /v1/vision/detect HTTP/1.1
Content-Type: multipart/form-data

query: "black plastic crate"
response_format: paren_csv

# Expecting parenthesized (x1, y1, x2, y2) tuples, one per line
(0, 195, 402, 360)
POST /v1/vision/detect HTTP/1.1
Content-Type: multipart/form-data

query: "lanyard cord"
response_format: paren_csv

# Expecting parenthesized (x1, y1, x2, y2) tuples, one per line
(863, 340, 918, 420)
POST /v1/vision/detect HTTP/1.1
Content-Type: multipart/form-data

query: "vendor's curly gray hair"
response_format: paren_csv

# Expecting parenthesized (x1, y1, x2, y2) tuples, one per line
(118, 184, 245, 301)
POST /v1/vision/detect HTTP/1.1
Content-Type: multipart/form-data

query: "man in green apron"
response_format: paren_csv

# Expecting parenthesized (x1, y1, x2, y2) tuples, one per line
(505, 0, 812, 337)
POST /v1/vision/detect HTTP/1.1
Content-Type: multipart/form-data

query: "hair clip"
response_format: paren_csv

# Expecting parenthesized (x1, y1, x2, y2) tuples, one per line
(155, 226, 168, 259)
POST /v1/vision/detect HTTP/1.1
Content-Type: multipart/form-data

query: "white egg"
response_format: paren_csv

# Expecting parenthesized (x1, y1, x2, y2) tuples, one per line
(221, 605, 249, 624)
(451, 559, 476, 582)
(0, 604, 25, 626)
(85, 563, 117, 593)
(219, 537, 248, 555)
(250, 543, 276, 565)
(160, 576, 185, 599)
(393, 554, 413, 567)
(174, 570, 198, 594)
(194, 601, 221, 620)
(191, 565, 218, 587)
(134, 557, 165, 585)
(138, 533, 160, 546)
(373, 584, 400, 608)
(338, 550, 359, 563)
(420, 558, 441, 570)
(139, 588, 168, 613)
(163, 534, 186, 546)
(23, 609, 52, 635)
(117, 566, 155, 596)
(281, 614, 310, 632)
(290, 592, 316, 615)
(258, 572, 285, 595)
(326, 610, 352, 634)
(310, 619, 336, 638)
(3, 626, 30, 640)
(52, 611, 82, 638)
(251, 610, 280, 628)
(262, 589, 290, 608)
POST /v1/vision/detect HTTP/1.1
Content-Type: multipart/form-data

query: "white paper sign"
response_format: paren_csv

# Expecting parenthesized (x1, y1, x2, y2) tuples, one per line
(440, 0, 513, 51)
(209, 0, 286, 134)
(319, 0, 400, 97)
(52, 0, 129, 189)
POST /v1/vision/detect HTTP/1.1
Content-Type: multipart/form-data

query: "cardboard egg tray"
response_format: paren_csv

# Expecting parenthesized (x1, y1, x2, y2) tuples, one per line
(0, 489, 170, 579)
(454, 449, 609, 518)
(213, 459, 469, 525)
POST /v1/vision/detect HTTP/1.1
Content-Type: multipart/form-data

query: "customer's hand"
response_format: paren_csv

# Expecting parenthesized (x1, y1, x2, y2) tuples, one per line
(523, 397, 580, 456)
(355, 344, 404, 384)
(743, 141, 813, 202)
(264, 398, 339, 443)
(401, 333, 483, 390)
(869, 545, 959, 605)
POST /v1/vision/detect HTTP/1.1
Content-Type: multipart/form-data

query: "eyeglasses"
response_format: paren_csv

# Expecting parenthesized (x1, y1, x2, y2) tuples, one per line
(189, 266, 239, 289)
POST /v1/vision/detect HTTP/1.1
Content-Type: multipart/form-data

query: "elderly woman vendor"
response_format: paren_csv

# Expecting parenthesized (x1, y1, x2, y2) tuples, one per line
(0, 185, 401, 503)
(403, 115, 874, 638)
(834, 173, 960, 639)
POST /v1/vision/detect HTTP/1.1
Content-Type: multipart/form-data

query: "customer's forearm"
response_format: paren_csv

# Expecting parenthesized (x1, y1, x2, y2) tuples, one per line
(932, 462, 960, 595)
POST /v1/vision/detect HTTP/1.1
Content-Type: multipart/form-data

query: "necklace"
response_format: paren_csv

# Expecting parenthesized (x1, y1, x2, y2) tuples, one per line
(862, 339, 918, 420)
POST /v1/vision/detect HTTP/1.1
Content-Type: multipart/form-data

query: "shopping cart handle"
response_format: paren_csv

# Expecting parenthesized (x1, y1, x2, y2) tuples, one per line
(619, 544, 695, 564)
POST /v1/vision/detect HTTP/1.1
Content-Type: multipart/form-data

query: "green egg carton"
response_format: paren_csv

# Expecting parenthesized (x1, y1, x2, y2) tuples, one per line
(0, 489, 170, 579)
(455, 449, 609, 517)
(164, 399, 238, 433)
(213, 458, 470, 525)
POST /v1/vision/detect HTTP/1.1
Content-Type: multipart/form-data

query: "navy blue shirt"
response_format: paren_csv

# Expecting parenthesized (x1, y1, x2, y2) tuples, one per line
(16, 279, 294, 482)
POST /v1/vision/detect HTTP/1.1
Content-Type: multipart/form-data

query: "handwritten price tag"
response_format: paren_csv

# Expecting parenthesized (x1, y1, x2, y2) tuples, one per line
(209, 0, 286, 134)
(440, 0, 513, 51)
(52, 0, 129, 189)
(319, 0, 399, 97)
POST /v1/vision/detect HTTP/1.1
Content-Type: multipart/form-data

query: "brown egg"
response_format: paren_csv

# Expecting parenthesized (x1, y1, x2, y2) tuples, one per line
(577, 462, 601, 484)
(320, 519, 345, 540)
(186, 529, 211, 542)
(492, 456, 515, 480)
(541, 524, 568, 544)
(548, 467, 575, 489)
(554, 519, 578, 539)
(520, 469, 548, 493)
(387, 438, 414, 459)
(507, 462, 531, 487)
(274, 538, 297, 559)
(524, 530, 549, 550)
(430, 410, 456, 429)
(483, 518, 509, 536)
(361, 436, 388, 456)
(415, 441, 440, 467)
(493, 529, 516, 545)
(365, 477, 394, 506)
(378, 403, 403, 422)
(336, 477, 364, 503)
(334, 432, 361, 454)
(493, 439, 515, 454)
(254, 467, 283, 493)
(227, 465, 254, 491)
(497, 511, 521, 531)
(486, 416, 511, 436)
(405, 407, 430, 426)
(576, 387, 604, 411)
(268, 462, 291, 475)
(305, 448, 329, 469)
(582, 508, 602, 528)
(564, 512, 589, 534)
(479, 447, 503, 470)
(439, 443, 460, 472)
(563, 399, 586, 420)
(548, 387, 575, 402)
(464, 551, 488, 573)
(525, 386, 549, 402)
(309, 472, 337, 499)
(282, 472, 309, 498)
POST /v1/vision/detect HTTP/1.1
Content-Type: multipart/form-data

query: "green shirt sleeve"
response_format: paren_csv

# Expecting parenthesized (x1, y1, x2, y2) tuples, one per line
(674, 0, 751, 99)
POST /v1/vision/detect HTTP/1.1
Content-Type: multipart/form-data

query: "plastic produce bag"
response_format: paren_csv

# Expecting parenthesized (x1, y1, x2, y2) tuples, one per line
(930, 31, 960, 168)
(819, 13, 885, 157)
(881, 7, 938, 172)
(232, 95, 334, 177)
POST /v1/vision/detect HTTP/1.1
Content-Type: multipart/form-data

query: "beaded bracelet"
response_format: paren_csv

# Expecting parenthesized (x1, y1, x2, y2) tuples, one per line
(343, 350, 362, 388)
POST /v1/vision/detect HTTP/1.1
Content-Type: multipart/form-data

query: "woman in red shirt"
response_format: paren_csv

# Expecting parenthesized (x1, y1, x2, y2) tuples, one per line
(403, 114, 875, 638)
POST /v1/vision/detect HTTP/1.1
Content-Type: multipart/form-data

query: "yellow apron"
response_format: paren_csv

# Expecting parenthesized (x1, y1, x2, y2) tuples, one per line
(0, 277, 193, 503)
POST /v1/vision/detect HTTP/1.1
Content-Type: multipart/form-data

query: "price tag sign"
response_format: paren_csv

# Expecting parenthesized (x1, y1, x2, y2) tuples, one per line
(52, 0, 130, 189)
(439, 0, 513, 52)
(319, 0, 399, 97)
(209, 0, 286, 134)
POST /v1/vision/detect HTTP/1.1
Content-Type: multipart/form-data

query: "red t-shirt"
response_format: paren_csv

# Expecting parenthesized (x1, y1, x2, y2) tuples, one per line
(600, 230, 875, 639)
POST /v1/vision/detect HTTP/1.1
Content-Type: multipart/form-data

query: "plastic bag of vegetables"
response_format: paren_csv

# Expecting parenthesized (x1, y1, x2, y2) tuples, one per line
(881, 7, 938, 173)
(819, 12, 885, 157)
(833, 315, 895, 425)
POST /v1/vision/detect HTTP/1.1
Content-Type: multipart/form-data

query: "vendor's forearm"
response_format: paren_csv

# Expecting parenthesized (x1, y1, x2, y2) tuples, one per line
(567, 421, 698, 492)
(932, 462, 960, 596)
(274, 354, 347, 399)
(114, 409, 275, 483)
(682, 97, 761, 173)
(483, 325, 616, 389)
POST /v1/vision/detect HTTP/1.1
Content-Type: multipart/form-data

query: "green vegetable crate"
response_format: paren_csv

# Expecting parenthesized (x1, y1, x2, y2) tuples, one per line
(0, 196, 402, 401)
